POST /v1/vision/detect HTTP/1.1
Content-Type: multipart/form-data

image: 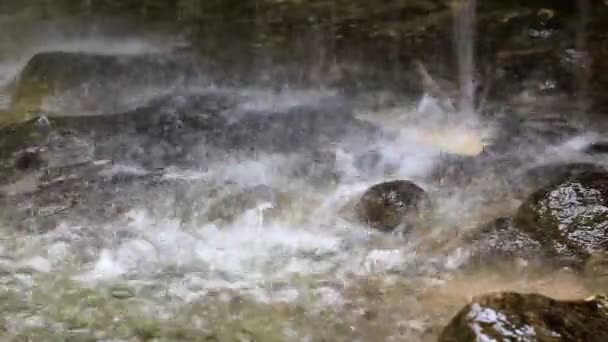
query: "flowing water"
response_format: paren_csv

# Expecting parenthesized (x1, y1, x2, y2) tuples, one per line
(453, 0, 477, 115)
(0, 2, 604, 341)
(576, 0, 590, 117)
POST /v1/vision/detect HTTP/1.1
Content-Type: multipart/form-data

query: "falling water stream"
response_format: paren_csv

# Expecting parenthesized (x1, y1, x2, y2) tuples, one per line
(453, 0, 477, 115)
(577, 0, 590, 117)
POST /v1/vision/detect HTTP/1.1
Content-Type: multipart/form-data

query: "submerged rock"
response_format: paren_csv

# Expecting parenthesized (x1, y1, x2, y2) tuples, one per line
(464, 217, 546, 267)
(110, 286, 136, 300)
(439, 292, 608, 342)
(288, 148, 339, 185)
(429, 153, 479, 187)
(514, 168, 608, 265)
(14, 149, 43, 171)
(355, 180, 431, 233)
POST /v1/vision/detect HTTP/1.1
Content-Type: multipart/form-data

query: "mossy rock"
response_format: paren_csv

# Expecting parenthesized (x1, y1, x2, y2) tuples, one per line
(439, 292, 608, 342)
(514, 169, 608, 266)
(11, 51, 201, 118)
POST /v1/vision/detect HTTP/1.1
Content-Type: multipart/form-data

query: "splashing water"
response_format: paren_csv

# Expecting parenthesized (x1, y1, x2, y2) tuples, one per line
(0, 90, 601, 341)
(0, 4, 604, 340)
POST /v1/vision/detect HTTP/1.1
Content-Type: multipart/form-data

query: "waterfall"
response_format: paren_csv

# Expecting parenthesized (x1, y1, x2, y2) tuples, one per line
(577, 0, 590, 116)
(453, 0, 477, 114)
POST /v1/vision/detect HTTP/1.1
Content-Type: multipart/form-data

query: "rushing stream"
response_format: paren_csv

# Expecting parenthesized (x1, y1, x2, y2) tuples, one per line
(1, 1, 608, 341)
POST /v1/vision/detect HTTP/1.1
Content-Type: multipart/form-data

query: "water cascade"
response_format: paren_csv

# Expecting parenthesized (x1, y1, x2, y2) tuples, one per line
(453, 0, 477, 115)
(0, 1, 606, 340)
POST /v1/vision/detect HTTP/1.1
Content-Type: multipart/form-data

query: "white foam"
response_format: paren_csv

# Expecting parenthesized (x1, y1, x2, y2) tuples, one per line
(0, 85, 504, 309)
(84, 249, 128, 281)
(99, 164, 150, 177)
(361, 249, 405, 273)
(44, 99, 494, 302)
(66, 202, 416, 303)
(77, 208, 339, 284)
(18, 256, 52, 273)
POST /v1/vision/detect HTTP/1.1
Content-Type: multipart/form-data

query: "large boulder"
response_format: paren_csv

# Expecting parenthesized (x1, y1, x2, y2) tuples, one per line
(1, 91, 234, 171)
(355, 180, 431, 233)
(439, 292, 608, 342)
(513, 169, 608, 265)
(9, 51, 203, 121)
(0, 91, 238, 230)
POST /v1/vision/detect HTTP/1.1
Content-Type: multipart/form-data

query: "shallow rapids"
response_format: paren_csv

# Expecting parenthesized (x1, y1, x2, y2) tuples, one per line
(0, 86, 603, 340)
(1, 8, 606, 340)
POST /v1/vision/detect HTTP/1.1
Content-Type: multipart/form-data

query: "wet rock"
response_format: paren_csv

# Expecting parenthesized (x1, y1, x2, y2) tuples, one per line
(110, 286, 136, 299)
(514, 169, 608, 265)
(439, 292, 608, 342)
(429, 153, 479, 187)
(351, 148, 402, 178)
(0, 113, 185, 228)
(1, 91, 234, 170)
(584, 142, 608, 155)
(354, 150, 383, 174)
(14, 149, 43, 171)
(289, 148, 338, 185)
(10, 51, 203, 119)
(41, 132, 95, 168)
(475, 2, 584, 110)
(0, 90, 374, 232)
(355, 180, 431, 233)
(464, 217, 546, 266)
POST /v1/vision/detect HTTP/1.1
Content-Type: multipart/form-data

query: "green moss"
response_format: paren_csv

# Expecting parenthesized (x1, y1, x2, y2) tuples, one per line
(10, 78, 51, 120)
(2, 75, 54, 126)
